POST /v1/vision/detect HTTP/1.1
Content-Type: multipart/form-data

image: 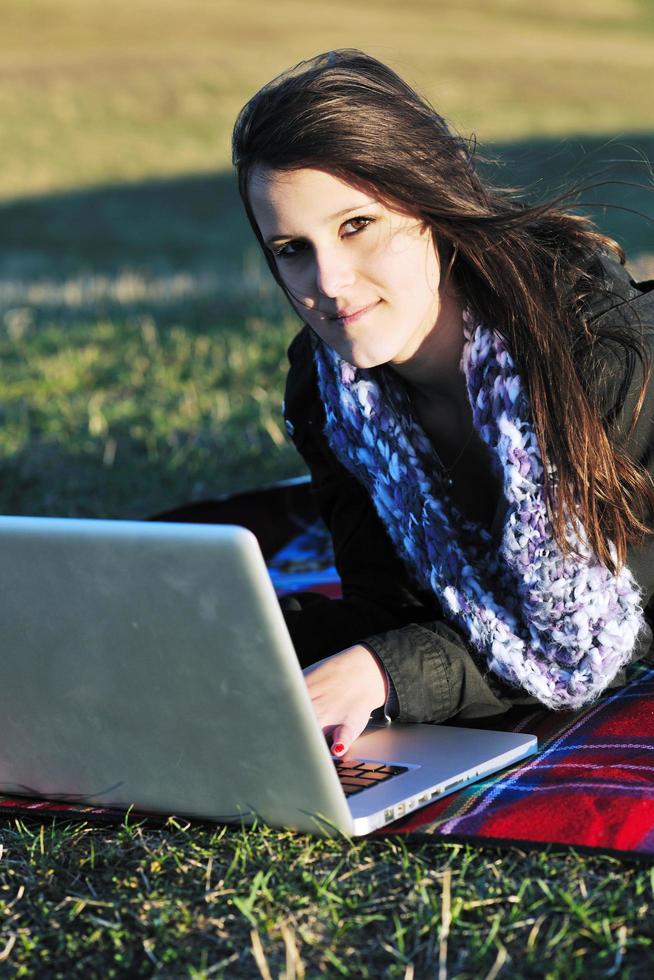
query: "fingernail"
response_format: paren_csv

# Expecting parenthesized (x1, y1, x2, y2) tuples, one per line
(333, 742, 345, 755)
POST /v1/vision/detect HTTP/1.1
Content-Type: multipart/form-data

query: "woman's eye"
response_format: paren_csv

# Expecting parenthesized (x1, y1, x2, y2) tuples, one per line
(273, 240, 307, 259)
(343, 216, 373, 235)
(272, 217, 374, 260)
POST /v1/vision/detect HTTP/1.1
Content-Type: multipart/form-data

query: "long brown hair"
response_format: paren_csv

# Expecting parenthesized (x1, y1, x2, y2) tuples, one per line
(232, 49, 654, 573)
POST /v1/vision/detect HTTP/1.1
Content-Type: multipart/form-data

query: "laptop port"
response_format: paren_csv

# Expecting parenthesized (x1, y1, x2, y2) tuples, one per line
(384, 808, 394, 822)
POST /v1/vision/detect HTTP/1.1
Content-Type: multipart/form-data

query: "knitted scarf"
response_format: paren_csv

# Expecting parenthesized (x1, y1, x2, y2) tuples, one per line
(312, 310, 646, 709)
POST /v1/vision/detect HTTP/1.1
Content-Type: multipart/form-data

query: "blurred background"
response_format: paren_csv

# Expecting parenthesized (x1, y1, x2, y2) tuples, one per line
(1, 0, 652, 518)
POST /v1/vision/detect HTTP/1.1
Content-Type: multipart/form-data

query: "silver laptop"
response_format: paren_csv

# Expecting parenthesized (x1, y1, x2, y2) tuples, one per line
(0, 516, 537, 835)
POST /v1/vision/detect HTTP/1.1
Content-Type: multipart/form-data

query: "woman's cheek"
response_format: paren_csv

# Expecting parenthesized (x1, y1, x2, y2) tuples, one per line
(281, 268, 315, 310)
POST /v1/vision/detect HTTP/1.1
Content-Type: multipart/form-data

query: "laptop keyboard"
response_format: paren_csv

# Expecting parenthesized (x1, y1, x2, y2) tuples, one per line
(334, 758, 409, 797)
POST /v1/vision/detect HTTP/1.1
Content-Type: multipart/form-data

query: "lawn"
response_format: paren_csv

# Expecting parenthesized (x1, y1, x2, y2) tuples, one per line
(0, 1, 653, 976)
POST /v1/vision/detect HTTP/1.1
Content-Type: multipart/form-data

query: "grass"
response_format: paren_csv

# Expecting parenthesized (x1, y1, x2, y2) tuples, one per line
(1, 0, 653, 199)
(1, 817, 654, 977)
(0, 308, 303, 518)
(1, 0, 654, 976)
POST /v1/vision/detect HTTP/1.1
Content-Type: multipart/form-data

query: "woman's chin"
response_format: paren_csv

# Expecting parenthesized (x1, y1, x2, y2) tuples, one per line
(336, 344, 391, 370)
(309, 323, 396, 368)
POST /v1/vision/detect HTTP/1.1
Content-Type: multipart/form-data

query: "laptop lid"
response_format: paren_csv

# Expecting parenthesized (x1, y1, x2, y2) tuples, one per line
(0, 517, 355, 834)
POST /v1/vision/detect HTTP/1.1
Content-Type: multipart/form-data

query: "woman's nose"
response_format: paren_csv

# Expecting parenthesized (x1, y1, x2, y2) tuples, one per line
(314, 246, 356, 298)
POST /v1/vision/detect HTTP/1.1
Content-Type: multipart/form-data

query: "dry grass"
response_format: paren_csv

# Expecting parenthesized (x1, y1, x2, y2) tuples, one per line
(0, 0, 652, 198)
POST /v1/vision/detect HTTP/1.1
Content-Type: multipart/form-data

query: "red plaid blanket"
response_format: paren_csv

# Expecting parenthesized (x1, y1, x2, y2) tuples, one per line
(384, 663, 654, 854)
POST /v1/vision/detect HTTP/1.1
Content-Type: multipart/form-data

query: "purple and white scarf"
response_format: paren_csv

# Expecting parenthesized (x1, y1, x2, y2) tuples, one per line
(312, 310, 645, 709)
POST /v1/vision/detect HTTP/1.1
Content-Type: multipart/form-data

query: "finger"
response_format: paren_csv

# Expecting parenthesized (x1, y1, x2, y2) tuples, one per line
(330, 723, 360, 757)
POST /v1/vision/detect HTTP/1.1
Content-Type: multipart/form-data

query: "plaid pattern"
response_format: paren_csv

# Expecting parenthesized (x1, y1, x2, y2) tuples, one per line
(267, 519, 342, 598)
(2, 509, 653, 857)
(382, 663, 654, 853)
(0, 797, 130, 823)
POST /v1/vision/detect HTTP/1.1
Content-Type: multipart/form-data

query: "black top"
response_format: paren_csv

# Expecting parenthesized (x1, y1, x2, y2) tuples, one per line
(281, 254, 654, 723)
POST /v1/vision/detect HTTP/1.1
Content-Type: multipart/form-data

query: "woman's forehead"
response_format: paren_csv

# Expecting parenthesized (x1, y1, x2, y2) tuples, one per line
(249, 166, 373, 207)
(247, 165, 413, 236)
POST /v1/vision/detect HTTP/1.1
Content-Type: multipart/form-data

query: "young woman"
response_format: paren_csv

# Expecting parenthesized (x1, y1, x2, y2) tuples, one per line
(232, 49, 654, 758)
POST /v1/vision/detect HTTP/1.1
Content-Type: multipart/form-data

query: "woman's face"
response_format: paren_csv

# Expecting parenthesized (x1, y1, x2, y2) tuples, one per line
(248, 166, 444, 370)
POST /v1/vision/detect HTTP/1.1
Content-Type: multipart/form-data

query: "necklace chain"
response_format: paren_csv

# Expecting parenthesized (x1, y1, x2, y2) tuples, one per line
(434, 425, 476, 486)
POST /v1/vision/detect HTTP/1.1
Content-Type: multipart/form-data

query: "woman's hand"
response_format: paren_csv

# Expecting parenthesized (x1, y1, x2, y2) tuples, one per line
(303, 644, 389, 757)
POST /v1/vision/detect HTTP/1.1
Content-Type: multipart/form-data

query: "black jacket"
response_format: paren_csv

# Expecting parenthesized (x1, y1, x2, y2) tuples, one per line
(281, 255, 654, 723)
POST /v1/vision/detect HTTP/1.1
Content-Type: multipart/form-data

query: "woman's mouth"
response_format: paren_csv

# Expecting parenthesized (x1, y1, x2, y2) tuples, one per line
(329, 300, 381, 327)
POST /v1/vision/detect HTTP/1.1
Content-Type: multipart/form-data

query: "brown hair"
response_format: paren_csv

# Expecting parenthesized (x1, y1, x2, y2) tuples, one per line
(232, 49, 654, 572)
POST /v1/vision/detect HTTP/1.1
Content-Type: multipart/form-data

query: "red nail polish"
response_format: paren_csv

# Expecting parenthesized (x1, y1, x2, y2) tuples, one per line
(333, 742, 345, 754)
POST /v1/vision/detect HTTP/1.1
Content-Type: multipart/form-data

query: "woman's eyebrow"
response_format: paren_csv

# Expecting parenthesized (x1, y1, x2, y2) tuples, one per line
(265, 201, 378, 246)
